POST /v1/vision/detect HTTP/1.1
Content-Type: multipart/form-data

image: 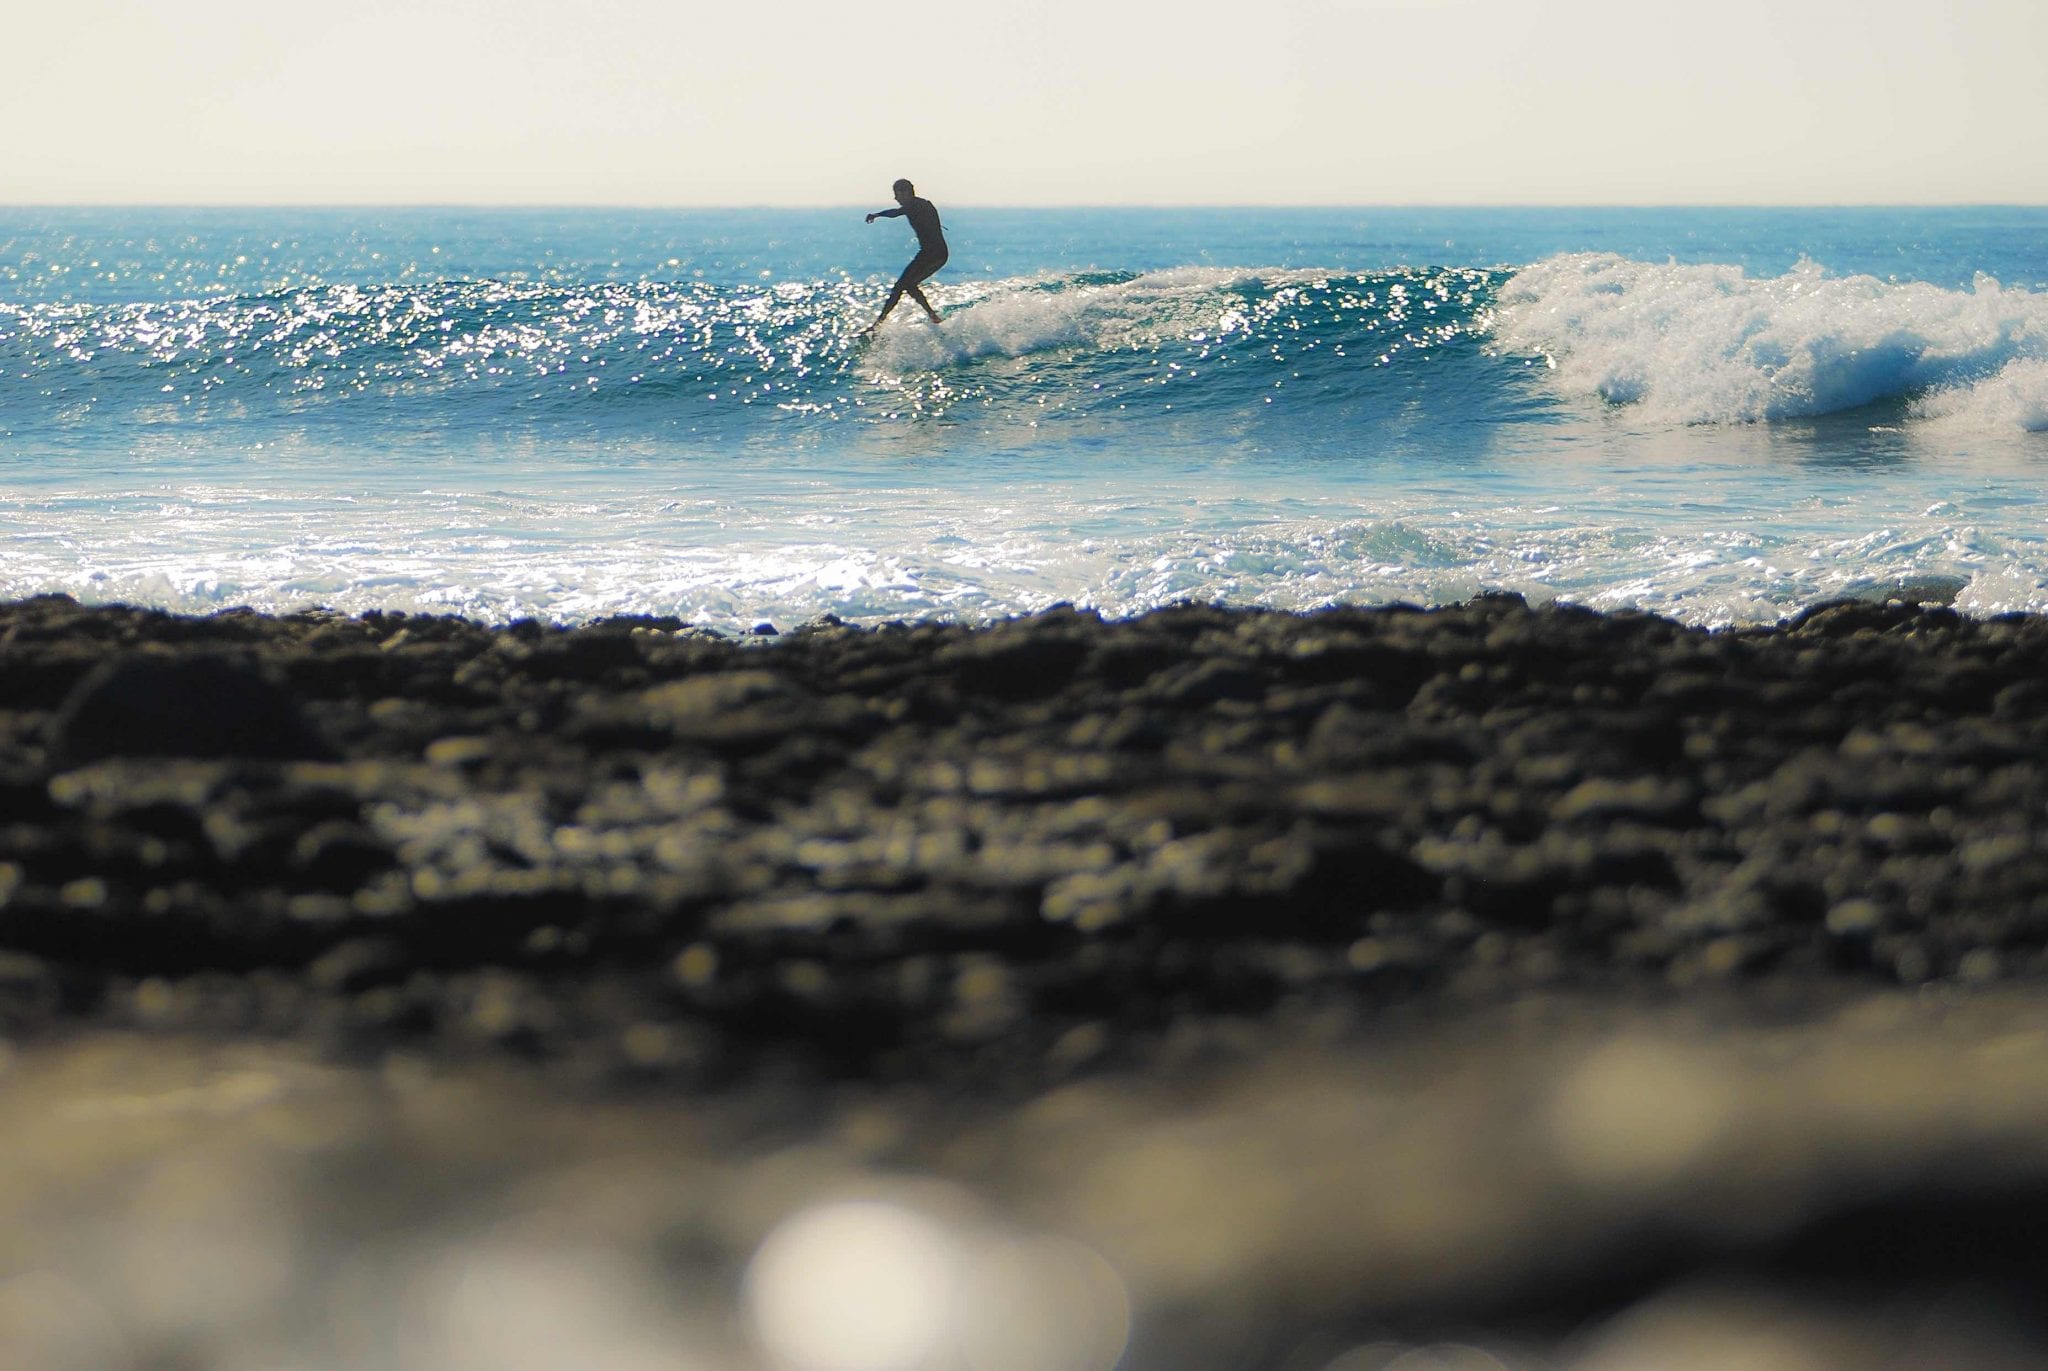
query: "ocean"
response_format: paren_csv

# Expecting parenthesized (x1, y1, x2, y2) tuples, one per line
(4, 205, 2045, 630)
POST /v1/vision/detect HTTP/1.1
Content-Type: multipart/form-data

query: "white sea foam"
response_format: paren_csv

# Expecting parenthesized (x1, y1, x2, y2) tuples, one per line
(861, 268, 1299, 371)
(1912, 355, 2048, 433)
(1492, 254, 2048, 429)
(8, 477, 2046, 631)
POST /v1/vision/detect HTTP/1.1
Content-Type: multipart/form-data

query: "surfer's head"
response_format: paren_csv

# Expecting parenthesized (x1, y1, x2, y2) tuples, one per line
(892, 179, 914, 202)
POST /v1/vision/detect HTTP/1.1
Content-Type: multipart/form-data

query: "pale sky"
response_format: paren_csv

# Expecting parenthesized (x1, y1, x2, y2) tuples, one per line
(6, 0, 2046, 205)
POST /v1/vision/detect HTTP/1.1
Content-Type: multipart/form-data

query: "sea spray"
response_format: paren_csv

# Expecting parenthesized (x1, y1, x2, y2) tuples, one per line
(1490, 253, 2048, 427)
(5, 208, 2047, 629)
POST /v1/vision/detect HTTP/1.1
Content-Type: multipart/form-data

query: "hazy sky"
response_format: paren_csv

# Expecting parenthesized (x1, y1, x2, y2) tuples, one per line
(7, 0, 2045, 205)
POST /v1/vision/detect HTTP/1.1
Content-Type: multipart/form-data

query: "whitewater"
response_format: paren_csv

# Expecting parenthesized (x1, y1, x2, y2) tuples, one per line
(3, 207, 2045, 628)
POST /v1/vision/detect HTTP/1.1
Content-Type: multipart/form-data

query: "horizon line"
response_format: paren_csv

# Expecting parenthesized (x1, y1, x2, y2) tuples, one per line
(5, 201, 2047, 213)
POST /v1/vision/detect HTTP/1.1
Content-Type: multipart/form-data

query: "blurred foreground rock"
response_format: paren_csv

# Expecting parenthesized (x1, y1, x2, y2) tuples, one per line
(6, 591, 2048, 1368)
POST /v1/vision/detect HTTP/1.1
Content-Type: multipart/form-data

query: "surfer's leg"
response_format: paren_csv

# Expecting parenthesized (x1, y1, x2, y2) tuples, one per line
(869, 253, 943, 333)
(902, 251, 945, 322)
(867, 279, 908, 334)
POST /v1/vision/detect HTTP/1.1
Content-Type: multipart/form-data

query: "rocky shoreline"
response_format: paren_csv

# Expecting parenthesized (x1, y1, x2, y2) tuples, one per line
(8, 590, 2048, 1368)
(6, 591, 2047, 1066)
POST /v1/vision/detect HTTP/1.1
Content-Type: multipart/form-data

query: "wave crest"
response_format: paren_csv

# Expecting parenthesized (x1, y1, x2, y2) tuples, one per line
(0, 267, 1501, 443)
(1491, 253, 2048, 428)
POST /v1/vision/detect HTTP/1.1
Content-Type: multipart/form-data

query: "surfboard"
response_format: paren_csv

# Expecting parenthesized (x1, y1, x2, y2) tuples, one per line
(856, 313, 949, 346)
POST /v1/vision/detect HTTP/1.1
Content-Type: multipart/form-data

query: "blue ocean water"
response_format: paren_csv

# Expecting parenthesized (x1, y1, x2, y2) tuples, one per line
(3, 206, 2046, 628)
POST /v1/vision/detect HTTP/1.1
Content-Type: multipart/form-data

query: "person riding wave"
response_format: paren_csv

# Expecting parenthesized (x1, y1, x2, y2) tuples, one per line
(864, 178, 947, 333)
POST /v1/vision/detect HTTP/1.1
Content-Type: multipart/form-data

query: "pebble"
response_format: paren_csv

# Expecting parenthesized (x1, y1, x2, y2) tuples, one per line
(0, 592, 2045, 1075)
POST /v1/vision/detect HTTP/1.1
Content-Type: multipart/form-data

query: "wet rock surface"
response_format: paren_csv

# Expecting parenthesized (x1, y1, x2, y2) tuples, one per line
(8, 590, 2048, 1367)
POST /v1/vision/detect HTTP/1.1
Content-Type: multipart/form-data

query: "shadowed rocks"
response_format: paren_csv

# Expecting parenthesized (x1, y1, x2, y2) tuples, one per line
(53, 652, 334, 763)
(1, 591, 2047, 1081)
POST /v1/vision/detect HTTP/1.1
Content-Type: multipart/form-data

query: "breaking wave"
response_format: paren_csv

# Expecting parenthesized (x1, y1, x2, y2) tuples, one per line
(11, 255, 2046, 453)
(1491, 252, 2048, 431)
(0, 267, 1503, 449)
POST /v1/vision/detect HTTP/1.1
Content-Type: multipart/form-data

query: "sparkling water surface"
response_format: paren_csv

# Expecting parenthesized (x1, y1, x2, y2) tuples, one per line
(3, 207, 2045, 627)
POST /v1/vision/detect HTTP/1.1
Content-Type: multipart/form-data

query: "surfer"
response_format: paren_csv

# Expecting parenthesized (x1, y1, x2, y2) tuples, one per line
(863, 179, 947, 332)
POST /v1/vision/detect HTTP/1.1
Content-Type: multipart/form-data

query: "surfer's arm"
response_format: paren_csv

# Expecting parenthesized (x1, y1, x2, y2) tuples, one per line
(864, 207, 906, 224)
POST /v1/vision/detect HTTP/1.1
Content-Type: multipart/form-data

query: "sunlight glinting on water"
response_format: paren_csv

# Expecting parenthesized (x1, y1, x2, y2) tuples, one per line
(2, 466, 2043, 628)
(6, 210, 2048, 627)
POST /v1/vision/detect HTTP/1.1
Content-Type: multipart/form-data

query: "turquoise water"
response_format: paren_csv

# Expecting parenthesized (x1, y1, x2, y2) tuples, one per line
(3, 207, 2046, 627)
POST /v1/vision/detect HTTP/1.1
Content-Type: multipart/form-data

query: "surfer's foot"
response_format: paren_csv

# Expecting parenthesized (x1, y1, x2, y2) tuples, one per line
(924, 310, 943, 324)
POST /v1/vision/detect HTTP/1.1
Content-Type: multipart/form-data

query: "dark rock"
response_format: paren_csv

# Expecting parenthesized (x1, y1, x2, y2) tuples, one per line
(937, 629, 1088, 700)
(0, 950, 60, 1028)
(5, 592, 2048, 1083)
(1153, 659, 1266, 707)
(50, 652, 333, 762)
(306, 937, 410, 994)
(293, 821, 398, 890)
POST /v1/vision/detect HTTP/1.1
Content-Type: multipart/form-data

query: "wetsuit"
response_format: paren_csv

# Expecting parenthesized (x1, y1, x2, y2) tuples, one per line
(875, 196, 948, 286)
